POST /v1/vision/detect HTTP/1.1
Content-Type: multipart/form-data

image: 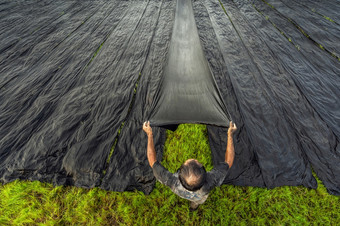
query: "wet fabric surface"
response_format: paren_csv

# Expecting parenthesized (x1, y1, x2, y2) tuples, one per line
(0, 0, 339, 195)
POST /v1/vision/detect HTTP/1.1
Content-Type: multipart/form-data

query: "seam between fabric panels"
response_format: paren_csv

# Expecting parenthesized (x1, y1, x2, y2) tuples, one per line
(260, 0, 340, 61)
(101, 72, 143, 178)
(77, 2, 126, 74)
(200, 1, 232, 122)
(220, 0, 283, 119)
(100, 0, 151, 178)
(101, 0, 164, 180)
(251, 0, 340, 138)
(218, 0, 267, 186)
(147, 1, 175, 121)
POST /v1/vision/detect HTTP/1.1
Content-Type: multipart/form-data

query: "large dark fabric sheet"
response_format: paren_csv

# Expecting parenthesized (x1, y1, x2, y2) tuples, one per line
(198, 0, 316, 189)
(236, 0, 340, 195)
(296, 0, 340, 23)
(203, 0, 339, 195)
(0, 0, 159, 188)
(266, 0, 340, 58)
(101, 0, 174, 193)
(148, 0, 230, 129)
(0, 0, 339, 196)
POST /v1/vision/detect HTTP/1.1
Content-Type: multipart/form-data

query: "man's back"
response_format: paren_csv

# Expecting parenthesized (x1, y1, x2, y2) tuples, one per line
(152, 161, 230, 203)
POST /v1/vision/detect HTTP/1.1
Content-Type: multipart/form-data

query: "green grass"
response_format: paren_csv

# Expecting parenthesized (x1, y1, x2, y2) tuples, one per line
(0, 124, 339, 225)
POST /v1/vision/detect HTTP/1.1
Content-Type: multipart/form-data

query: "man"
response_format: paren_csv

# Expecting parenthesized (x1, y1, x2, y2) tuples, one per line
(143, 121, 237, 210)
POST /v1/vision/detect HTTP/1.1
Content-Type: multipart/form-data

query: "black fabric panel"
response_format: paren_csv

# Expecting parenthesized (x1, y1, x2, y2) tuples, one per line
(0, 1, 55, 20)
(193, 0, 265, 187)
(148, 0, 231, 128)
(0, 0, 105, 171)
(232, 0, 340, 195)
(201, 0, 339, 195)
(251, 0, 340, 138)
(0, 0, 338, 196)
(0, 1, 20, 16)
(57, 0, 159, 188)
(202, 0, 317, 189)
(0, 0, 64, 35)
(296, 0, 340, 23)
(0, 0, 144, 187)
(101, 0, 174, 194)
(297, 0, 340, 25)
(252, 0, 340, 68)
(266, 0, 340, 58)
(0, 0, 106, 183)
(0, 1, 88, 69)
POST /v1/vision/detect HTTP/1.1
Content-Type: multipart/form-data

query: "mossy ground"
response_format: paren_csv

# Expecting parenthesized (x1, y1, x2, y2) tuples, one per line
(0, 124, 339, 225)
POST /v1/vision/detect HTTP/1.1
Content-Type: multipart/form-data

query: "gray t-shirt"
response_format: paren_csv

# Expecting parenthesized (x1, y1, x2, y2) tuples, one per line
(152, 161, 229, 203)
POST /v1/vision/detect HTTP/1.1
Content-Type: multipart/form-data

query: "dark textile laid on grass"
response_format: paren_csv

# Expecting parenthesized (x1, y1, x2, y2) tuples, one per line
(0, 0, 339, 195)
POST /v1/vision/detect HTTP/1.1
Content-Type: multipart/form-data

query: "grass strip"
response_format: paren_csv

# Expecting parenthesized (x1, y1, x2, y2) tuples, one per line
(103, 72, 142, 176)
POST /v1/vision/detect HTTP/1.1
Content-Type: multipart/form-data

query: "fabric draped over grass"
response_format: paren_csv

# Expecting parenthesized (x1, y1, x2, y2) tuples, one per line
(0, 0, 339, 196)
(0, 125, 339, 224)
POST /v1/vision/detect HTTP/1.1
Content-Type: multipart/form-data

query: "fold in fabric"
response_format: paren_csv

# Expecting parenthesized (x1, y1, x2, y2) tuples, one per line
(148, 0, 231, 129)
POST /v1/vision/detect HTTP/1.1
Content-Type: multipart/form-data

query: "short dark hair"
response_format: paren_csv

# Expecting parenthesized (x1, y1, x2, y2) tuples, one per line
(178, 160, 206, 191)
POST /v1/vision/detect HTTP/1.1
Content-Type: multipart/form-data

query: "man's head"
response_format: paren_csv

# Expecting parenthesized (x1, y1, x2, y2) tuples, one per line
(178, 159, 206, 191)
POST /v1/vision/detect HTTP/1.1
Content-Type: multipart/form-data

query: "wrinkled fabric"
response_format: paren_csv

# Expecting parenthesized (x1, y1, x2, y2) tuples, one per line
(0, 0, 339, 195)
(200, 0, 339, 195)
(148, 0, 231, 129)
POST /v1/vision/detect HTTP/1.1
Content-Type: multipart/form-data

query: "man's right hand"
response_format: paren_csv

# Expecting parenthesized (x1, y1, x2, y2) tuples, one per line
(143, 121, 153, 137)
(143, 121, 156, 167)
(226, 121, 237, 167)
(228, 121, 237, 135)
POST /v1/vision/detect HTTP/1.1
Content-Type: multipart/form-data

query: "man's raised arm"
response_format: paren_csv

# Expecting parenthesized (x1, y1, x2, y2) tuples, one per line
(143, 121, 157, 167)
(225, 121, 237, 167)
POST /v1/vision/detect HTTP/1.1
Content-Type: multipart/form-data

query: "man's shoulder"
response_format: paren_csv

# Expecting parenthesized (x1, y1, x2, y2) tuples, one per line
(212, 162, 230, 172)
(152, 161, 176, 188)
(204, 162, 230, 191)
(152, 161, 163, 170)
